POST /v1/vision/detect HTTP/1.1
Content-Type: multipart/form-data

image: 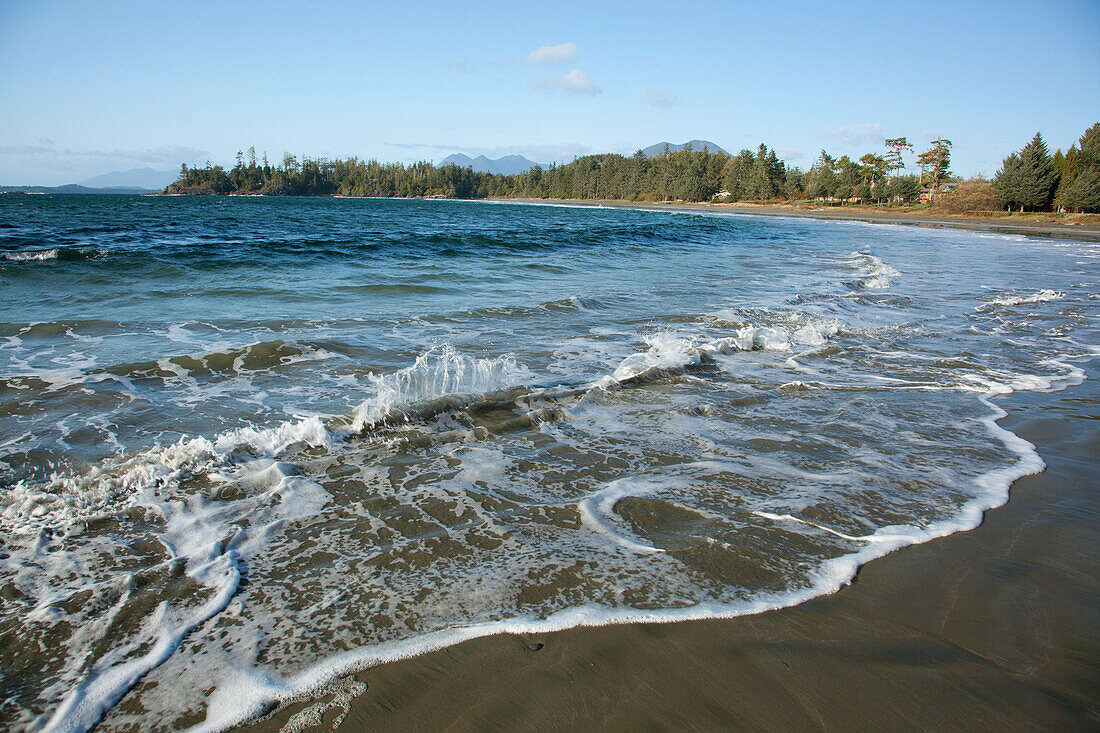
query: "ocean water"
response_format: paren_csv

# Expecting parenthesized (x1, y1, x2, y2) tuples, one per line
(0, 195, 1096, 731)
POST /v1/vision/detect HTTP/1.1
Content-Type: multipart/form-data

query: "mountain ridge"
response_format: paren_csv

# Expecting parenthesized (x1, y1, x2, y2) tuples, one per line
(640, 140, 729, 157)
(438, 154, 543, 175)
(79, 167, 178, 190)
(0, 184, 153, 194)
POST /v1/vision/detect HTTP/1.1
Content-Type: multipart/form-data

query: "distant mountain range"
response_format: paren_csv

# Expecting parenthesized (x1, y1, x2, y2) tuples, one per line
(640, 140, 729, 157)
(437, 142, 730, 174)
(79, 167, 178, 190)
(438, 154, 543, 175)
(0, 167, 178, 194)
(0, 184, 152, 194)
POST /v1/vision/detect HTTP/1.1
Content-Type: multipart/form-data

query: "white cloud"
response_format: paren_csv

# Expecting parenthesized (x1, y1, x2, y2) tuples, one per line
(524, 42, 578, 65)
(448, 60, 475, 73)
(777, 148, 805, 160)
(645, 89, 679, 108)
(823, 123, 885, 147)
(533, 69, 600, 95)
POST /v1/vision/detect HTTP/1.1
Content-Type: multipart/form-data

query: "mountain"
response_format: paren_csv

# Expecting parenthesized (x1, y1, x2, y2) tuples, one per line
(78, 167, 177, 190)
(0, 185, 151, 194)
(640, 140, 730, 158)
(438, 154, 542, 175)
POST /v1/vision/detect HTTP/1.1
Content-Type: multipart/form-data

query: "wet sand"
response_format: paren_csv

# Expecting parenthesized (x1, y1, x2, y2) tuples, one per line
(239, 364, 1099, 731)
(505, 198, 1100, 242)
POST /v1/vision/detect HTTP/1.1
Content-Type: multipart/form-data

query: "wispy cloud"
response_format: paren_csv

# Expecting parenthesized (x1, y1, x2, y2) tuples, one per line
(777, 147, 805, 161)
(0, 143, 209, 165)
(645, 89, 679, 108)
(448, 60, 475, 73)
(533, 69, 600, 95)
(524, 42, 578, 65)
(823, 123, 885, 147)
(0, 144, 55, 155)
(0, 143, 210, 185)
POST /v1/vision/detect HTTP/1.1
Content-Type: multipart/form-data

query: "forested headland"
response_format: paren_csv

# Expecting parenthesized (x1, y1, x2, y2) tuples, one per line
(166, 123, 1100, 213)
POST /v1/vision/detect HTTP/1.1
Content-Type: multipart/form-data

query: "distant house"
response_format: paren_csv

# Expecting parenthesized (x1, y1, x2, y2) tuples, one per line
(920, 183, 955, 203)
(713, 189, 731, 200)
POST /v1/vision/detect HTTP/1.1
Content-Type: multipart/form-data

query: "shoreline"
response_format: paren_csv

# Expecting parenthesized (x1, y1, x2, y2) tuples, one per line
(237, 365, 1099, 732)
(496, 197, 1100, 242)
(139, 190, 1100, 242)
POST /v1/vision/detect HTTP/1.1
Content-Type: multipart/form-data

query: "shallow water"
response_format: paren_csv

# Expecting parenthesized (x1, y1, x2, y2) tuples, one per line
(0, 195, 1096, 731)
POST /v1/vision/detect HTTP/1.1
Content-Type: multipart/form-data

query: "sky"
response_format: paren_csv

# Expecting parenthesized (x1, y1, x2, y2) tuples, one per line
(1, 0, 1098, 185)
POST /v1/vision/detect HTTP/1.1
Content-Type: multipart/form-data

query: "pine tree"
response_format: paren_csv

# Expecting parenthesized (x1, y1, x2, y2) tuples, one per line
(1015, 133, 1058, 211)
(994, 153, 1023, 211)
(917, 138, 952, 197)
(808, 150, 837, 201)
(1053, 146, 1080, 210)
(1062, 168, 1100, 211)
(1079, 122, 1100, 166)
(1061, 123, 1100, 211)
(883, 137, 913, 179)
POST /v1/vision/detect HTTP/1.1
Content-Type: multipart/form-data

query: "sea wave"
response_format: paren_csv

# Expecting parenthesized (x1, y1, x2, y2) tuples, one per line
(1, 246, 104, 263)
(845, 250, 901, 289)
(978, 288, 1065, 310)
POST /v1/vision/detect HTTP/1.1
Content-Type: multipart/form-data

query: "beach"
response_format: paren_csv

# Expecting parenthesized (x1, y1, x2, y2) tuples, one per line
(504, 198, 1100, 242)
(241, 363, 1099, 732)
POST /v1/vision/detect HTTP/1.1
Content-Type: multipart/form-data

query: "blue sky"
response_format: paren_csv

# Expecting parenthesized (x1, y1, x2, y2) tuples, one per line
(1, 0, 1098, 185)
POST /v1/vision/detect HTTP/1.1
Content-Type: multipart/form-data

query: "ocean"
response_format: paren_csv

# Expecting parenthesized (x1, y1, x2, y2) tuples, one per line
(1, 195, 1096, 731)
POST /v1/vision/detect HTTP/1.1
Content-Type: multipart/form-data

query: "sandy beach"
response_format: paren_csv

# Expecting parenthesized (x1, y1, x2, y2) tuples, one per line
(501, 198, 1100, 242)
(237, 365, 1099, 731)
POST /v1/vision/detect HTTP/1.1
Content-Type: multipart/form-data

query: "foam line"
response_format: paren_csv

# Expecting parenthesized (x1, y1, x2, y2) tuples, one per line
(577, 478, 666, 554)
(186, 360, 1087, 733)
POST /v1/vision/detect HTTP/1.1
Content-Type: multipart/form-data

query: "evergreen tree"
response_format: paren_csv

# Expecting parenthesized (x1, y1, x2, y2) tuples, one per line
(1079, 122, 1100, 165)
(1014, 133, 1058, 211)
(808, 150, 837, 201)
(1061, 167, 1100, 211)
(884, 137, 913, 178)
(886, 175, 921, 204)
(784, 167, 805, 200)
(994, 153, 1023, 210)
(859, 153, 887, 188)
(1053, 146, 1079, 209)
(835, 155, 862, 203)
(749, 144, 775, 200)
(917, 138, 952, 196)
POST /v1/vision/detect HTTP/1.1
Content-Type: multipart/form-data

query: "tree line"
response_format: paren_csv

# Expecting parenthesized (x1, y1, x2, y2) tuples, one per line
(168, 127, 1099, 212)
(993, 123, 1100, 212)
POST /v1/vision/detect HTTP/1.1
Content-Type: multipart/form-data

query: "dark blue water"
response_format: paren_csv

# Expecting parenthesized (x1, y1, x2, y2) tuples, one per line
(1, 195, 1096, 731)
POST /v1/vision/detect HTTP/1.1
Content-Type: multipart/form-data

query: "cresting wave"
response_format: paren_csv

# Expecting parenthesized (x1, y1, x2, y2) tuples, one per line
(1, 247, 104, 263)
(846, 250, 901, 289)
(3, 248, 58, 262)
(0, 319, 839, 537)
(978, 288, 1066, 309)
